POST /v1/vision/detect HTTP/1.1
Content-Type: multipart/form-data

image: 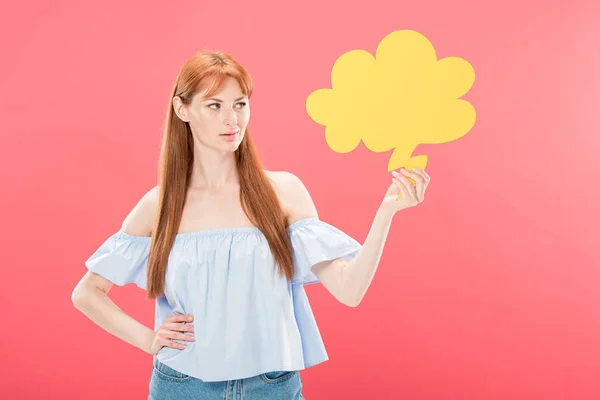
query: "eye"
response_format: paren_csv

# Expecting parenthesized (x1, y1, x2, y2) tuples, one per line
(208, 102, 246, 110)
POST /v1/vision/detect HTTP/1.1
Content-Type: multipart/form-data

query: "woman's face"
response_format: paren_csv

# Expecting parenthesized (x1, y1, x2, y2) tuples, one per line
(174, 77, 250, 153)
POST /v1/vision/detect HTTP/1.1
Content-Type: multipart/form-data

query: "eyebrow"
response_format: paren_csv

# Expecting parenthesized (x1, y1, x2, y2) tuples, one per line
(203, 96, 247, 103)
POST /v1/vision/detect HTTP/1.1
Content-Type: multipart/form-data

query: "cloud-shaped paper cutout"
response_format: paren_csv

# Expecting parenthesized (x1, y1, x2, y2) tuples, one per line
(306, 29, 476, 172)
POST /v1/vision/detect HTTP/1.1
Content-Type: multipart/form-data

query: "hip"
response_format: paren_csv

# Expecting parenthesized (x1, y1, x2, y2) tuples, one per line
(149, 358, 306, 400)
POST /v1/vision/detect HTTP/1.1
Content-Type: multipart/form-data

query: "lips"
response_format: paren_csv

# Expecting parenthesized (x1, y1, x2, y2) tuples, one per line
(220, 130, 240, 142)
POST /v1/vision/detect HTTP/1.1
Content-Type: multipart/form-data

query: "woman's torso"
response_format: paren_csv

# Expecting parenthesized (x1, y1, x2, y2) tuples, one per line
(152, 171, 312, 381)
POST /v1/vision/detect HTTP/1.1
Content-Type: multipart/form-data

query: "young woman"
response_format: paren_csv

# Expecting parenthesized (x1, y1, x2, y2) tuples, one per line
(71, 51, 430, 399)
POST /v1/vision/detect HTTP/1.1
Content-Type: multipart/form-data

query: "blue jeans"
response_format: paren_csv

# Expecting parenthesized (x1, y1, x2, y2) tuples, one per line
(149, 358, 306, 399)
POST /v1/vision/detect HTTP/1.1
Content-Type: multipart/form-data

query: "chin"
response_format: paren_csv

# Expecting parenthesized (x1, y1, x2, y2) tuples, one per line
(221, 142, 242, 152)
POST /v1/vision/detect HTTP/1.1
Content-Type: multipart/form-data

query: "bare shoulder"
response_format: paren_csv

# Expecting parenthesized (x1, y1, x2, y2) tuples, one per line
(121, 186, 160, 236)
(265, 170, 318, 224)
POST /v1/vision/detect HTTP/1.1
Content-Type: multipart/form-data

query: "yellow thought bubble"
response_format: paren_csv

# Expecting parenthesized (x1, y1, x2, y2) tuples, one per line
(306, 29, 476, 173)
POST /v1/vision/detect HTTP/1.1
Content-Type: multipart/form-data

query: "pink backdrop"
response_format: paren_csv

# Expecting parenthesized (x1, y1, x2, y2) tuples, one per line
(2, 0, 599, 398)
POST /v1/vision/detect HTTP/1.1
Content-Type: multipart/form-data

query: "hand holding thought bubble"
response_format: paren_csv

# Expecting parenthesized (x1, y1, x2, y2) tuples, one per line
(306, 29, 476, 175)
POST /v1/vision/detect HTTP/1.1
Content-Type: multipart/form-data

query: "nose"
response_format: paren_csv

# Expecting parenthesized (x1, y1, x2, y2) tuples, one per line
(223, 107, 237, 127)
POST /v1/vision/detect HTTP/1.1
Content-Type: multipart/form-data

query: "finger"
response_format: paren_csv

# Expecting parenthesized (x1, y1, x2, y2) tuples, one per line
(413, 168, 430, 184)
(160, 329, 195, 342)
(166, 314, 194, 323)
(171, 331, 196, 342)
(392, 177, 409, 198)
(405, 178, 418, 201)
(400, 176, 418, 201)
(393, 169, 419, 189)
(157, 335, 186, 350)
(159, 337, 187, 350)
(409, 168, 426, 181)
(399, 169, 425, 186)
(401, 169, 426, 201)
(414, 169, 430, 200)
(391, 171, 414, 189)
(394, 176, 416, 202)
(164, 322, 195, 333)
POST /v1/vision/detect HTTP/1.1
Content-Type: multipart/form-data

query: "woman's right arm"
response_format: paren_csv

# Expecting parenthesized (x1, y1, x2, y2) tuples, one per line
(71, 187, 159, 354)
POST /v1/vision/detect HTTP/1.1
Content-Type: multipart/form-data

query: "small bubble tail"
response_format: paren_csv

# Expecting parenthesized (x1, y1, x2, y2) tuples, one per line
(388, 152, 428, 172)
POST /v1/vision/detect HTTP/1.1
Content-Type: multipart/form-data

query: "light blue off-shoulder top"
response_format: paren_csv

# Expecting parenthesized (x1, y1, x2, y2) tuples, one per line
(85, 217, 361, 382)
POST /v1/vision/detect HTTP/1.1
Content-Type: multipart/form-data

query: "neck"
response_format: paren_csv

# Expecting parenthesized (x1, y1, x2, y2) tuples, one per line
(188, 145, 238, 192)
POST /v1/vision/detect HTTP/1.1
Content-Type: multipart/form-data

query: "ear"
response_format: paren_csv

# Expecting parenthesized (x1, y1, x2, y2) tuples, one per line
(172, 96, 189, 122)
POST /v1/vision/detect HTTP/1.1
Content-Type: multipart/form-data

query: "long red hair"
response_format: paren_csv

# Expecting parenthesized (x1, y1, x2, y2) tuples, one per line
(146, 51, 293, 299)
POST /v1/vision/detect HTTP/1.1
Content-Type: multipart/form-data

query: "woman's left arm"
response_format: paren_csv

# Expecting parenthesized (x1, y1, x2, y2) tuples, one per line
(277, 168, 431, 307)
(339, 168, 431, 306)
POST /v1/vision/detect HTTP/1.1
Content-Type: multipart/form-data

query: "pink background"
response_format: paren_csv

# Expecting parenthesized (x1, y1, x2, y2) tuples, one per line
(2, 0, 599, 398)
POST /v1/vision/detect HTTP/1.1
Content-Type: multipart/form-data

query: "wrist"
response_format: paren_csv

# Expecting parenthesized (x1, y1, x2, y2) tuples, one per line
(376, 203, 398, 219)
(140, 328, 155, 354)
(376, 204, 396, 221)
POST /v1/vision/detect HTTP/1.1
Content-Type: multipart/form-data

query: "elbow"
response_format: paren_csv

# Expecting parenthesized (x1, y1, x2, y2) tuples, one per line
(71, 284, 92, 311)
(340, 282, 363, 308)
(71, 287, 85, 310)
(341, 296, 362, 308)
(340, 279, 363, 307)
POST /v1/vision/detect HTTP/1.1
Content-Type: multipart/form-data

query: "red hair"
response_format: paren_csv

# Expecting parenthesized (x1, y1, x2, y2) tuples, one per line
(146, 51, 293, 299)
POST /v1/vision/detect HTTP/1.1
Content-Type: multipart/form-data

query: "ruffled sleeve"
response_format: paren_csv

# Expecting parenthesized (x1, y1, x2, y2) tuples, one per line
(85, 230, 151, 290)
(288, 217, 362, 285)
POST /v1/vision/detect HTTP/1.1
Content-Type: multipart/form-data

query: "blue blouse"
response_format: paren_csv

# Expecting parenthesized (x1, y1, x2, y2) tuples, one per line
(85, 217, 362, 382)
